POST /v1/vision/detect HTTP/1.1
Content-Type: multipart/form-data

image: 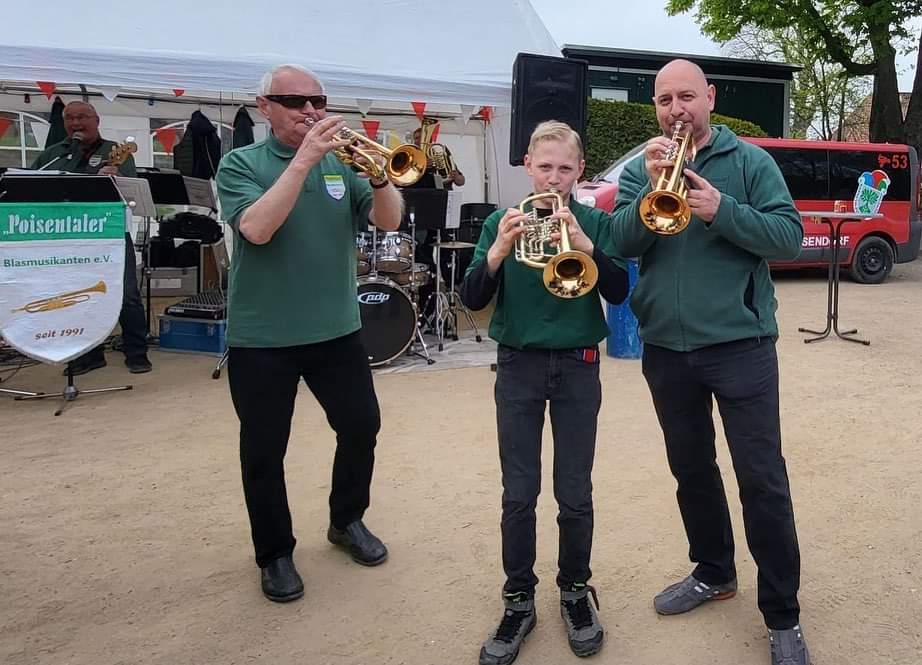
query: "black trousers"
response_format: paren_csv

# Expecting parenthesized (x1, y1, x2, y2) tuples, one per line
(641, 337, 801, 629)
(495, 345, 601, 595)
(227, 331, 381, 568)
(77, 233, 148, 363)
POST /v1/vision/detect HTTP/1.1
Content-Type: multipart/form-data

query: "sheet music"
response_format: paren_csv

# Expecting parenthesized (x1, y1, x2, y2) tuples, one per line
(183, 177, 217, 210)
(114, 177, 156, 217)
(445, 190, 461, 229)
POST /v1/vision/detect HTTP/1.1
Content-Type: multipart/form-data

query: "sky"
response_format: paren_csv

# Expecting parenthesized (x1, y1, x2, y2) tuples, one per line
(528, 1, 919, 93)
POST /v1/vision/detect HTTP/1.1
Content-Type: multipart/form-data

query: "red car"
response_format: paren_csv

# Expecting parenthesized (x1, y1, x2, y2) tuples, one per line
(577, 138, 922, 284)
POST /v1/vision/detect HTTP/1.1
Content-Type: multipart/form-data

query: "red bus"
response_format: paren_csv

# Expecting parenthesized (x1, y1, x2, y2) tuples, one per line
(576, 138, 922, 284)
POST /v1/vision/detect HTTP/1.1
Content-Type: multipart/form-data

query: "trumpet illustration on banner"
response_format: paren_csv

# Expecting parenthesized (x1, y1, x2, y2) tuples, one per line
(11, 280, 107, 314)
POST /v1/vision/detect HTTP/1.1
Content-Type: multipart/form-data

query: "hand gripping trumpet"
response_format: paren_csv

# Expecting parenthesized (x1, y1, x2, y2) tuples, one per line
(514, 190, 598, 299)
(11, 280, 107, 314)
(305, 117, 427, 186)
(639, 121, 697, 235)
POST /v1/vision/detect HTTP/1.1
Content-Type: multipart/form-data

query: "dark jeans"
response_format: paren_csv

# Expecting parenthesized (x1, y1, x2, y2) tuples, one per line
(495, 345, 602, 595)
(641, 337, 801, 629)
(77, 233, 148, 364)
(227, 331, 381, 568)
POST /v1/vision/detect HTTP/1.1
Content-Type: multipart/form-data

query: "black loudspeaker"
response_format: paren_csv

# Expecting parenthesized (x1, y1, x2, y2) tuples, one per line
(509, 53, 589, 166)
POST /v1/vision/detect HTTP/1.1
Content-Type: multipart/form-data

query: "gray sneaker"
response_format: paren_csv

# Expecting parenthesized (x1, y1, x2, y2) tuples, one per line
(769, 625, 811, 665)
(560, 583, 604, 657)
(479, 593, 537, 665)
(653, 574, 737, 615)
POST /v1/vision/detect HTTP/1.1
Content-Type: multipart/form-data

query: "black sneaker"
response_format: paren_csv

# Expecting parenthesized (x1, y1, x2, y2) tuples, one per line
(479, 592, 537, 665)
(560, 583, 604, 657)
(125, 355, 152, 374)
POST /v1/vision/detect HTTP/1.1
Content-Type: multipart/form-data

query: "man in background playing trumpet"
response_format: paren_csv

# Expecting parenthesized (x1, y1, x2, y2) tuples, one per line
(216, 64, 402, 603)
(461, 121, 628, 664)
(30, 100, 151, 376)
(611, 59, 809, 665)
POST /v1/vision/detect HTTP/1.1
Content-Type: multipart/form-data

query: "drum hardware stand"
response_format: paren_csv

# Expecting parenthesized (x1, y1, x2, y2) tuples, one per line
(137, 213, 159, 346)
(14, 361, 132, 416)
(442, 242, 482, 343)
(405, 210, 435, 364)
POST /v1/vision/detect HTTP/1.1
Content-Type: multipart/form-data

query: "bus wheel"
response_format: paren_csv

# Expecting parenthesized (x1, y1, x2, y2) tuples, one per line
(849, 236, 894, 284)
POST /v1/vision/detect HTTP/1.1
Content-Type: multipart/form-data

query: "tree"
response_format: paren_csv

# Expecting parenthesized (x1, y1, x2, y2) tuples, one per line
(667, 0, 922, 152)
(723, 25, 872, 140)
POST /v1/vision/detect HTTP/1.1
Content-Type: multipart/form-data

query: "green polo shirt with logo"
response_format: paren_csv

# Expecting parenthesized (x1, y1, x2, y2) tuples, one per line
(216, 133, 374, 347)
(30, 138, 137, 176)
(466, 199, 625, 349)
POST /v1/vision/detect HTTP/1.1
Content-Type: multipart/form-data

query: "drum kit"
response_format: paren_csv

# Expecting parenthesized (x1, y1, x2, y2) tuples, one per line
(355, 214, 481, 367)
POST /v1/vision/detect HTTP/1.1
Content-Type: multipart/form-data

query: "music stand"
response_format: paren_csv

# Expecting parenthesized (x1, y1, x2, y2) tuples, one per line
(0, 174, 133, 413)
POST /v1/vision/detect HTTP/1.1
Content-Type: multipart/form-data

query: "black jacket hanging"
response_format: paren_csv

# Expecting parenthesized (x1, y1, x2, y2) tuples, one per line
(232, 106, 255, 148)
(173, 110, 222, 179)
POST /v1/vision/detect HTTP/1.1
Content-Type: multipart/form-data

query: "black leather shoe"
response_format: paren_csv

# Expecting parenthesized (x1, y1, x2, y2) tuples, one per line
(125, 355, 152, 374)
(327, 520, 388, 566)
(65, 356, 107, 376)
(260, 555, 304, 602)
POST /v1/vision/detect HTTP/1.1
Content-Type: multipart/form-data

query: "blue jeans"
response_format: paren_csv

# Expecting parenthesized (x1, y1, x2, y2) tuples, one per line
(642, 337, 801, 629)
(494, 345, 602, 594)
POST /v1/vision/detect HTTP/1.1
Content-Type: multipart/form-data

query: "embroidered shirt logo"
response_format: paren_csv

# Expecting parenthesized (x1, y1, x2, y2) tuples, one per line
(323, 175, 346, 200)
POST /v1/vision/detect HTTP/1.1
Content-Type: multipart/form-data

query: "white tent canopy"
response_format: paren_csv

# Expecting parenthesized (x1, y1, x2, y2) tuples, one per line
(0, 0, 559, 107)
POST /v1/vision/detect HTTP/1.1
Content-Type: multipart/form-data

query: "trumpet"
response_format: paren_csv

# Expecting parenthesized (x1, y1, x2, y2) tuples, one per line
(305, 117, 427, 186)
(639, 121, 697, 235)
(514, 190, 598, 299)
(12, 281, 107, 314)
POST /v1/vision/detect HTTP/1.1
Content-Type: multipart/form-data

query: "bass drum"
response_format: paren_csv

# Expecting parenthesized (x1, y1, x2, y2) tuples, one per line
(357, 276, 417, 367)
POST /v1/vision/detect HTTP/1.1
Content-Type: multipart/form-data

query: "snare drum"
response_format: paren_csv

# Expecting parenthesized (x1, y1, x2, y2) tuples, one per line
(375, 232, 414, 273)
(357, 275, 417, 367)
(388, 262, 431, 288)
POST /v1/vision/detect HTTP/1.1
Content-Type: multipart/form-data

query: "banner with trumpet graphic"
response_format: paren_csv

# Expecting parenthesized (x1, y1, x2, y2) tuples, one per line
(0, 202, 126, 363)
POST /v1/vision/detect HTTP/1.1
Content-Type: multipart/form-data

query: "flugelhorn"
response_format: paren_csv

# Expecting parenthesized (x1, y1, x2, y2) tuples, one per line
(305, 118, 427, 186)
(514, 190, 598, 299)
(11, 281, 107, 314)
(639, 121, 697, 235)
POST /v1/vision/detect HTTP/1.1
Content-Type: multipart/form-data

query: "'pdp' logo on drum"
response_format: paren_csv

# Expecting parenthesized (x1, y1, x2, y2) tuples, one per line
(358, 291, 391, 305)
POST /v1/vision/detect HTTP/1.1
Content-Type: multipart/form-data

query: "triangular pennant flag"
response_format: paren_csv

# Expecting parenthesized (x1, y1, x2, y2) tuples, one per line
(0, 117, 12, 140)
(154, 127, 179, 154)
(98, 86, 120, 102)
(411, 101, 426, 120)
(477, 106, 493, 123)
(36, 81, 56, 99)
(355, 98, 373, 117)
(460, 104, 475, 126)
(29, 121, 49, 148)
(360, 119, 380, 142)
(430, 123, 440, 143)
(172, 89, 185, 97)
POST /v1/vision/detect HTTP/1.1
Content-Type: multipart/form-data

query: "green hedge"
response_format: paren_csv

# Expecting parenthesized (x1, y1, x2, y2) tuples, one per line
(584, 99, 768, 177)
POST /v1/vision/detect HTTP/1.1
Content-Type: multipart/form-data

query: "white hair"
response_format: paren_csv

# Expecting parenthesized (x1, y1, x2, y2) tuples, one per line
(258, 64, 324, 96)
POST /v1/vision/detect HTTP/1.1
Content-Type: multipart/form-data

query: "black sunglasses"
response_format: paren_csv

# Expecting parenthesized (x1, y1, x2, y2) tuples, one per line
(264, 94, 327, 109)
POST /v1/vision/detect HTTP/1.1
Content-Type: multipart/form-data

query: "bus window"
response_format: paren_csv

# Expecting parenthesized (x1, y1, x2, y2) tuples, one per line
(830, 150, 912, 202)
(765, 147, 829, 200)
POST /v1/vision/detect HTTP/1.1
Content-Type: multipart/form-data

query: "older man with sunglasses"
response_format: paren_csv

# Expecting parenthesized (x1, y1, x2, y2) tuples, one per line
(216, 64, 403, 602)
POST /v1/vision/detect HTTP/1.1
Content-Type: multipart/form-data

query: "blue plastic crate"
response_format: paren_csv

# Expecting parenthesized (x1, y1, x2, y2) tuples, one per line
(158, 315, 226, 356)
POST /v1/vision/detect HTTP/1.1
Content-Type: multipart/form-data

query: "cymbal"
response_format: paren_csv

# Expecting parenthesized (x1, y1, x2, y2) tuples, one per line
(439, 241, 477, 250)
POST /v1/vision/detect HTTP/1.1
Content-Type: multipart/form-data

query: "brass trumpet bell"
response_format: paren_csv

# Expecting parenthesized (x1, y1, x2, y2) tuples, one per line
(639, 121, 696, 235)
(514, 191, 598, 299)
(307, 118, 427, 186)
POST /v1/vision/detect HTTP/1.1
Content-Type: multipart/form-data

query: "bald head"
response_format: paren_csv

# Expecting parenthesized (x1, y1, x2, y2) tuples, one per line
(62, 101, 101, 144)
(652, 58, 715, 146)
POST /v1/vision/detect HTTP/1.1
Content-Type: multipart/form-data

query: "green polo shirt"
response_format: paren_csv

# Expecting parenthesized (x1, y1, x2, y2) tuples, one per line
(216, 133, 374, 347)
(30, 138, 137, 176)
(466, 199, 625, 349)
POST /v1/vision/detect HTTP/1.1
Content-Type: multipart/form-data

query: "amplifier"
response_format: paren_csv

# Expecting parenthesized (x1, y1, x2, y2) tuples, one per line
(165, 290, 226, 320)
